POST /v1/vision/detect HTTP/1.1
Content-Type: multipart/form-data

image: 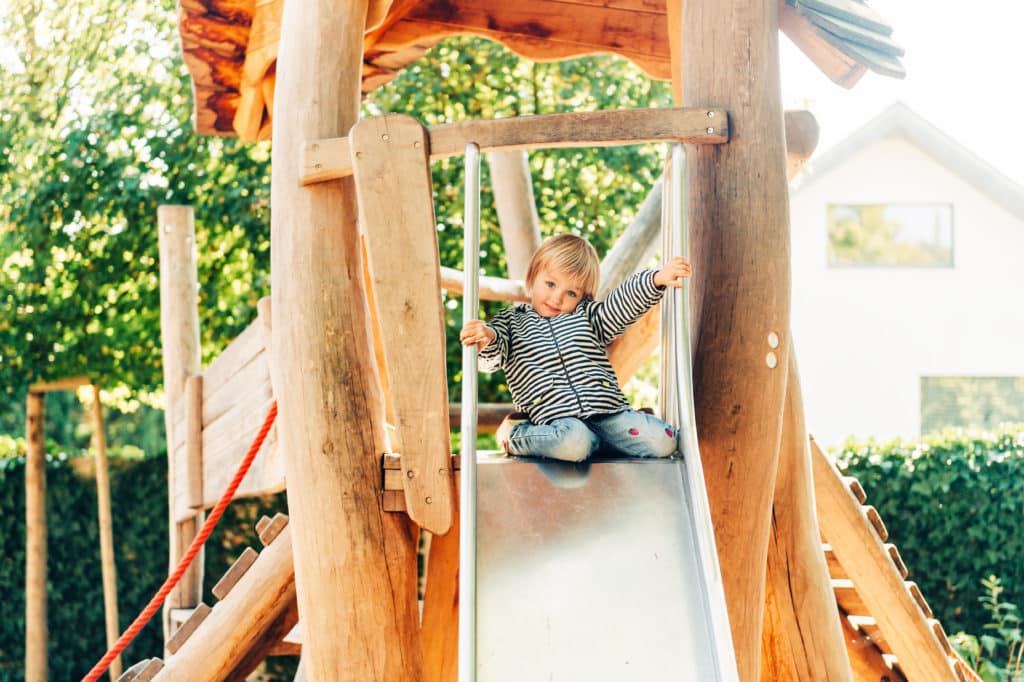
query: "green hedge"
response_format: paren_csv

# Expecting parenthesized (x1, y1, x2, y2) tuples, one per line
(0, 453, 290, 681)
(834, 426, 1024, 636)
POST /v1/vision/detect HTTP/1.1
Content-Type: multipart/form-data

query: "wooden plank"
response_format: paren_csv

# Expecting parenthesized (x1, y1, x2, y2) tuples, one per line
(814, 23, 907, 78)
(152, 527, 296, 681)
(795, 0, 893, 36)
(256, 513, 289, 546)
(779, 2, 866, 89)
(212, 547, 260, 600)
(202, 319, 266, 419)
(907, 581, 933, 619)
(118, 658, 165, 682)
(25, 392, 47, 682)
(832, 578, 868, 616)
(184, 375, 204, 511)
(864, 505, 888, 541)
(838, 613, 902, 682)
(886, 543, 908, 578)
(28, 375, 91, 393)
(90, 385, 122, 680)
(812, 439, 959, 681)
(439, 266, 528, 302)
(843, 476, 866, 504)
(202, 347, 272, 427)
(823, 544, 847, 580)
(422, 470, 461, 682)
(797, 5, 904, 57)
(350, 114, 454, 535)
(166, 603, 213, 655)
(302, 107, 729, 185)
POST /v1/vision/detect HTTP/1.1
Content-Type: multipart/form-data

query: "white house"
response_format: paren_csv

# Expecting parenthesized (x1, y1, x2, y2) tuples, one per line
(789, 101, 1024, 447)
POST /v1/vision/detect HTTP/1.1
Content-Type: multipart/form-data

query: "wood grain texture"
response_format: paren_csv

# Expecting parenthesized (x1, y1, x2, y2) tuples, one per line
(675, 0, 792, 676)
(350, 114, 455, 534)
(764, 349, 852, 680)
(812, 440, 959, 681)
(25, 392, 47, 682)
(269, 0, 424, 676)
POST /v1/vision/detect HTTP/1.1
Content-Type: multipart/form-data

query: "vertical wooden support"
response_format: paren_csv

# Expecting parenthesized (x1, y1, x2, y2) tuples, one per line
(488, 150, 541, 280)
(674, 0, 792, 677)
(25, 391, 47, 682)
(763, 349, 852, 680)
(91, 385, 123, 680)
(157, 204, 204, 638)
(422, 476, 461, 682)
(184, 375, 204, 510)
(270, 0, 423, 678)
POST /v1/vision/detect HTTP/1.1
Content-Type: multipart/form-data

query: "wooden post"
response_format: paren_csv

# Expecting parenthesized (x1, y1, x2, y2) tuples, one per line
(157, 205, 204, 638)
(488, 150, 541, 280)
(270, 0, 423, 678)
(762, 349, 851, 680)
(90, 385, 123, 680)
(674, 0, 792, 677)
(25, 391, 47, 682)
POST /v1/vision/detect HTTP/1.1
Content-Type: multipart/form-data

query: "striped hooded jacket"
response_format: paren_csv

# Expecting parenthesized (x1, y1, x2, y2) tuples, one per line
(480, 269, 665, 425)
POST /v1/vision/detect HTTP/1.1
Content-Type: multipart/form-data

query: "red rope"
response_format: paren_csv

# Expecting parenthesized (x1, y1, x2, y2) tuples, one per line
(81, 402, 278, 682)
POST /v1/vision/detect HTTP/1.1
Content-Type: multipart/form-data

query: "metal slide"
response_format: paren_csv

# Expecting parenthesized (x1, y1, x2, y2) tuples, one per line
(460, 145, 738, 681)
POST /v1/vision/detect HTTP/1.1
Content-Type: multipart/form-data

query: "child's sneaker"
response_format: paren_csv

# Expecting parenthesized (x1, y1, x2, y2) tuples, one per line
(495, 412, 529, 453)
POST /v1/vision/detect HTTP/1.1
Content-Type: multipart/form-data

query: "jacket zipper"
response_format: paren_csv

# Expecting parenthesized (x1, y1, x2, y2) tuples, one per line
(547, 318, 585, 414)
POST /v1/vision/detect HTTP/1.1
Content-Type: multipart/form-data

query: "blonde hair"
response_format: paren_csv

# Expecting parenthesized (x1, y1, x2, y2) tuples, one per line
(525, 234, 600, 298)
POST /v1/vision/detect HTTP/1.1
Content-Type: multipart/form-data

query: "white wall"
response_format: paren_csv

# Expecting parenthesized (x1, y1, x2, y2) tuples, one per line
(789, 136, 1024, 447)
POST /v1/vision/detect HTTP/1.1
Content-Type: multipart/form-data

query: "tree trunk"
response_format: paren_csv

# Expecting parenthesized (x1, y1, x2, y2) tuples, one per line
(269, 0, 423, 678)
(674, 0, 792, 677)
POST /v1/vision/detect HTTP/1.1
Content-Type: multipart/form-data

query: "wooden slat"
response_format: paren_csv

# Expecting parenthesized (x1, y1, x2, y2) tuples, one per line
(118, 658, 165, 682)
(166, 603, 213, 655)
(823, 543, 846, 579)
(797, 4, 904, 57)
(886, 543, 908, 578)
(814, 23, 906, 78)
(256, 513, 289, 546)
(202, 319, 267, 423)
(812, 439, 959, 680)
(184, 375, 204, 511)
(439, 266, 529, 302)
(212, 547, 260, 600)
(779, 2, 866, 89)
(864, 505, 888, 541)
(832, 579, 867, 616)
(351, 114, 455, 535)
(795, 0, 892, 36)
(152, 527, 296, 680)
(843, 476, 866, 504)
(839, 612, 902, 682)
(303, 107, 729, 185)
(28, 375, 91, 393)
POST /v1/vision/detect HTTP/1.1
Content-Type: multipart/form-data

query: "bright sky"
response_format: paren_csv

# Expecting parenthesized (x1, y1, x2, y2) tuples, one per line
(779, 0, 1024, 187)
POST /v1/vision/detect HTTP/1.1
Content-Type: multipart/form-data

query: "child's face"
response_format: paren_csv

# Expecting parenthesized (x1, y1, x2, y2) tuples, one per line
(529, 267, 586, 317)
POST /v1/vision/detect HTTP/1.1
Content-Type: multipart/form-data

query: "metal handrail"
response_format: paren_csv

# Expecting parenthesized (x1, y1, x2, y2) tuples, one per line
(458, 142, 482, 682)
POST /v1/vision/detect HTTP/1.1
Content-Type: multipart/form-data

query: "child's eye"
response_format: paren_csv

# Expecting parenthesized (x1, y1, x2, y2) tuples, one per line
(545, 281, 555, 288)
(567, 290, 578, 298)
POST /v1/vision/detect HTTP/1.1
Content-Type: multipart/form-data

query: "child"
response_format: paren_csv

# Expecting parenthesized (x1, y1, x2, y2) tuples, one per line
(460, 234, 692, 462)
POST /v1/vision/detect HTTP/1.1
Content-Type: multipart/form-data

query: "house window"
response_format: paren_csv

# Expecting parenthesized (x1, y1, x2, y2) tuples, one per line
(920, 377, 1024, 434)
(827, 203, 954, 266)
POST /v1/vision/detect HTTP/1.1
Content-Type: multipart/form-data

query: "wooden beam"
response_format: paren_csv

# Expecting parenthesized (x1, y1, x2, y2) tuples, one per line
(779, 0, 866, 89)
(269, 0, 424, 677)
(675, 0, 792, 676)
(90, 385, 122, 681)
(811, 440, 960, 681)
(302, 107, 729, 185)
(838, 611, 903, 681)
(25, 391, 47, 682)
(157, 204, 205, 638)
(764, 348, 852, 680)
(439, 266, 528, 302)
(421, 474, 460, 682)
(28, 375, 91, 393)
(488, 150, 541, 280)
(351, 114, 454, 534)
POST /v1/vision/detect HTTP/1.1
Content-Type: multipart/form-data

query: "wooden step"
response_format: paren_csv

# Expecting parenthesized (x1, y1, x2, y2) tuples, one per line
(212, 547, 260, 600)
(166, 603, 212, 655)
(117, 658, 164, 682)
(256, 513, 289, 546)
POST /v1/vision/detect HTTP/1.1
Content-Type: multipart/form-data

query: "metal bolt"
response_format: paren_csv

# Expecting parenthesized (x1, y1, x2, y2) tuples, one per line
(425, 496, 432, 504)
(414, 141, 422, 149)
(766, 352, 778, 369)
(706, 127, 714, 134)
(382, 133, 390, 142)
(406, 470, 414, 479)
(163, 224, 173, 234)
(707, 111, 715, 118)
(355, 151, 363, 159)
(767, 331, 780, 349)
(438, 468, 447, 476)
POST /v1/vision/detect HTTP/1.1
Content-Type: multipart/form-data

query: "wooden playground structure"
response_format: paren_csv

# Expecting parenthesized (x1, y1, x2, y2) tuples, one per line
(24, 0, 987, 680)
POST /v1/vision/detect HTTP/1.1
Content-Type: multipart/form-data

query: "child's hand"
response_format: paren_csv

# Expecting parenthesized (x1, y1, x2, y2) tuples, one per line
(653, 256, 692, 288)
(460, 320, 496, 350)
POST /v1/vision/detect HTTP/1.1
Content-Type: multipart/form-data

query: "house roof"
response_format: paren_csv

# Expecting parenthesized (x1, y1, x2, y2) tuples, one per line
(177, 0, 904, 141)
(794, 101, 1024, 220)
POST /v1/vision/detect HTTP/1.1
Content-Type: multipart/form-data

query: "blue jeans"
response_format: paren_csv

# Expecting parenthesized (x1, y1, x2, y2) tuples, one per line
(505, 410, 678, 462)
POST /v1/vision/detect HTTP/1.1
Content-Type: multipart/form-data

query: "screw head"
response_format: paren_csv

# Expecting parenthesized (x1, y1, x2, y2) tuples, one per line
(767, 331, 780, 349)
(382, 133, 390, 142)
(706, 127, 715, 134)
(707, 111, 715, 118)
(406, 470, 414, 479)
(766, 352, 778, 369)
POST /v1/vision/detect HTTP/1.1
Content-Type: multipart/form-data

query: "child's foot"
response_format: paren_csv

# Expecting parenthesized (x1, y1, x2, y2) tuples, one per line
(495, 412, 529, 453)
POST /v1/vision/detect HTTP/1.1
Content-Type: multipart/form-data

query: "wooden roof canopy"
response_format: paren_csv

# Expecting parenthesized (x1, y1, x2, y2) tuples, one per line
(179, 0, 905, 142)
